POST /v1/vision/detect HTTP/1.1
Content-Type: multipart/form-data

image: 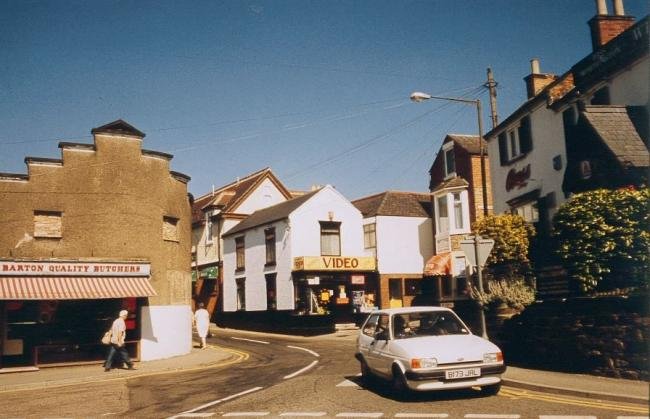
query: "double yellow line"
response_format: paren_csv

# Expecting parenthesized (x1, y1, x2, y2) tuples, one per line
(499, 387, 649, 414)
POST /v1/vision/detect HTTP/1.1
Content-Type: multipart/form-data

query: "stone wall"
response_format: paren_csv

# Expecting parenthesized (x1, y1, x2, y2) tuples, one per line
(499, 295, 649, 380)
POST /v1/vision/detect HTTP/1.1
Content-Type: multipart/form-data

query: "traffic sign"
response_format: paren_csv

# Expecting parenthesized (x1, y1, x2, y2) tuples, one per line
(460, 236, 494, 267)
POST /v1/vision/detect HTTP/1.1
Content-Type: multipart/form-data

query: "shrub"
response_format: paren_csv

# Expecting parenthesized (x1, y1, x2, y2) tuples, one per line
(470, 276, 536, 310)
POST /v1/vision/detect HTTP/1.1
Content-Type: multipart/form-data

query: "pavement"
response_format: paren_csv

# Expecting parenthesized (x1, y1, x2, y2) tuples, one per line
(0, 325, 647, 407)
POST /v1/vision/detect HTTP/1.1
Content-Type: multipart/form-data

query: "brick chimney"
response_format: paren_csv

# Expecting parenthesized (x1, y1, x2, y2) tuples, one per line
(588, 0, 635, 51)
(524, 58, 557, 99)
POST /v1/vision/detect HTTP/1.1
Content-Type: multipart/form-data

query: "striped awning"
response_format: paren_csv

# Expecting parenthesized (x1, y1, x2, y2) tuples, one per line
(423, 252, 452, 276)
(0, 276, 157, 300)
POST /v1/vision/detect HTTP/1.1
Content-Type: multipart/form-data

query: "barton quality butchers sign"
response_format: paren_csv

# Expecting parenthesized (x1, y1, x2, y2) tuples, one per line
(0, 261, 151, 276)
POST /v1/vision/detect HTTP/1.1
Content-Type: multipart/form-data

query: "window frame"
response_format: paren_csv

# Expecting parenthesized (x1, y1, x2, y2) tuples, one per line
(442, 143, 456, 178)
(320, 221, 341, 256)
(235, 236, 245, 271)
(264, 227, 276, 266)
(363, 223, 376, 250)
(236, 277, 246, 311)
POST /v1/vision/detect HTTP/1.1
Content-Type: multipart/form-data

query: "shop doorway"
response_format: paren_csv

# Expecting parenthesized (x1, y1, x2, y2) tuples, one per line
(389, 278, 403, 308)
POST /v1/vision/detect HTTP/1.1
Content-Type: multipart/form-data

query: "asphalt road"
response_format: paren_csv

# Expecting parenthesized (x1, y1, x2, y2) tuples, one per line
(1, 330, 647, 418)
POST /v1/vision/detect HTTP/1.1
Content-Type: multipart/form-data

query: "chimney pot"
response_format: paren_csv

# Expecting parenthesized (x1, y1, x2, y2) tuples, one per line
(613, 0, 624, 16)
(596, 0, 608, 15)
(530, 58, 541, 74)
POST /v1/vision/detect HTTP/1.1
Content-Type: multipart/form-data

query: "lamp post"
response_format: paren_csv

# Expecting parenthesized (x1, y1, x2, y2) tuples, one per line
(410, 91, 489, 217)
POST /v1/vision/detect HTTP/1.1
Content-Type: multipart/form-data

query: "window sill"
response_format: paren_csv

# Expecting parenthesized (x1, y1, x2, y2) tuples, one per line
(235, 268, 245, 273)
(264, 262, 276, 267)
(502, 153, 528, 166)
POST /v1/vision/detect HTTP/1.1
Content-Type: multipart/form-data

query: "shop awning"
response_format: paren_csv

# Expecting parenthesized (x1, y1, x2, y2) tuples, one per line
(423, 252, 452, 276)
(0, 276, 157, 300)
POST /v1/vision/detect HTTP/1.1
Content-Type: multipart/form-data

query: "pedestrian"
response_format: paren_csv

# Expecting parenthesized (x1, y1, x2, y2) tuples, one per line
(103, 309, 135, 372)
(193, 302, 210, 349)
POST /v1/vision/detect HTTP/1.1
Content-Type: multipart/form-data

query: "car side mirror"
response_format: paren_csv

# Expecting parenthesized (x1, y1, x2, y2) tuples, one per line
(374, 330, 389, 341)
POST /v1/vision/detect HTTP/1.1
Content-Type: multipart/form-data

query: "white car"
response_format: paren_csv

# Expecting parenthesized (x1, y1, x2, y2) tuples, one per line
(355, 306, 505, 395)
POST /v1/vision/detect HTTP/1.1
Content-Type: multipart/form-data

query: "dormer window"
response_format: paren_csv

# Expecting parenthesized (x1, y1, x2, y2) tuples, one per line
(443, 143, 456, 178)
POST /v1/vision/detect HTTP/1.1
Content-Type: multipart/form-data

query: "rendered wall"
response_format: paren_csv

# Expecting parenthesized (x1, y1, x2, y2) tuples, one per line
(375, 216, 433, 274)
(140, 304, 192, 361)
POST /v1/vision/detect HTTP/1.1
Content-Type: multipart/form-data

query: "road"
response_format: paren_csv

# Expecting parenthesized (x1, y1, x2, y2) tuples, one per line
(1, 330, 647, 418)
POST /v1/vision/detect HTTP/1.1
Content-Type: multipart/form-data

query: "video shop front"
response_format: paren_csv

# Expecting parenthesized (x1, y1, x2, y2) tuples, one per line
(0, 260, 156, 370)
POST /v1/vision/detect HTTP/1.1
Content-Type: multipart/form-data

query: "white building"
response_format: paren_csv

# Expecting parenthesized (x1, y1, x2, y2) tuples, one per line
(221, 185, 376, 324)
(352, 191, 434, 308)
(485, 2, 648, 239)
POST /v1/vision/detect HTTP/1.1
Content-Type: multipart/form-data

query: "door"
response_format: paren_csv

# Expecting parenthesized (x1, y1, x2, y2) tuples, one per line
(389, 278, 403, 308)
(366, 313, 391, 376)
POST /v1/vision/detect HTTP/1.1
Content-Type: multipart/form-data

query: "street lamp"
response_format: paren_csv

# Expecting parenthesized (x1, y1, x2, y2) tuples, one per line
(410, 91, 489, 217)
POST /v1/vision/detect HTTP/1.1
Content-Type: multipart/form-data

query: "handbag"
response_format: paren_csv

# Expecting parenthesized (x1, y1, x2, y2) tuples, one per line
(101, 330, 112, 345)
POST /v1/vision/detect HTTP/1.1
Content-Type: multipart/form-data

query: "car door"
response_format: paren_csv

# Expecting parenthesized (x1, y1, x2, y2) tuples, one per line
(358, 313, 379, 361)
(366, 313, 391, 375)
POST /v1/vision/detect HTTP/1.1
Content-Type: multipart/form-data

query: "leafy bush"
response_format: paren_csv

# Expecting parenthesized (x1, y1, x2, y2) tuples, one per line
(470, 277, 536, 310)
(552, 188, 650, 294)
(473, 213, 535, 274)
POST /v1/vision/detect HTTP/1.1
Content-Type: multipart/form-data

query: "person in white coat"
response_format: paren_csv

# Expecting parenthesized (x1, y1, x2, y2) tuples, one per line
(193, 302, 210, 349)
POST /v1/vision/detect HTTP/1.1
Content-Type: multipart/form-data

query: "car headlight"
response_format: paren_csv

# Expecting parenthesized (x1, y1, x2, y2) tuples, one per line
(411, 357, 438, 369)
(483, 352, 503, 363)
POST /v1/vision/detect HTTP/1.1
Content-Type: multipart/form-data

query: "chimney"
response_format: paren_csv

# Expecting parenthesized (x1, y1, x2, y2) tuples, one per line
(524, 58, 557, 99)
(588, 0, 635, 51)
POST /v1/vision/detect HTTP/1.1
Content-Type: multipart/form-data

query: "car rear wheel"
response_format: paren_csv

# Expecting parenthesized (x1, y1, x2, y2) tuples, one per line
(482, 383, 501, 396)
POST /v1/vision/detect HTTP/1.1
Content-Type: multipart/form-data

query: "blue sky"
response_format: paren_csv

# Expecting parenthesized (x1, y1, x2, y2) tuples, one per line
(2, 0, 648, 200)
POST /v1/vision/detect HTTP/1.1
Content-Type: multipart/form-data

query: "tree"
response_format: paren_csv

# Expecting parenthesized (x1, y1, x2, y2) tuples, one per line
(552, 187, 650, 294)
(473, 213, 535, 275)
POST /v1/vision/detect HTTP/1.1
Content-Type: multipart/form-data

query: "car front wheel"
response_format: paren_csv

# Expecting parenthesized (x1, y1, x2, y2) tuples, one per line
(359, 358, 371, 381)
(482, 383, 501, 396)
(391, 366, 408, 395)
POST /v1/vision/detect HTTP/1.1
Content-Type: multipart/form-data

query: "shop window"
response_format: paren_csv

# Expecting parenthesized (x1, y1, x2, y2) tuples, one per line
(162, 216, 179, 242)
(443, 144, 456, 178)
(34, 211, 62, 239)
(498, 115, 533, 165)
(265, 273, 277, 310)
(236, 278, 246, 310)
(363, 223, 376, 249)
(442, 277, 453, 298)
(320, 221, 341, 256)
(404, 279, 420, 297)
(235, 236, 245, 271)
(265, 227, 276, 265)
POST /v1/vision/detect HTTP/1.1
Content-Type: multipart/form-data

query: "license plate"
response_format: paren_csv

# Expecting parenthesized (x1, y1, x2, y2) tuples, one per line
(445, 368, 481, 380)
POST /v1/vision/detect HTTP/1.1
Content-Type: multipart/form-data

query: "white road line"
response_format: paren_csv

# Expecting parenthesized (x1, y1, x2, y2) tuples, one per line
(395, 414, 449, 418)
(279, 413, 328, 417)
(222, 413, 270, 417)
(283, 360, 319, 379)
(230, 337, 270, 345)
(336, 379, 359, 387)
(465, 415, 520, 419)
(335, 414, 383, 418)
(617, 417, 650, 419)
(170, 414, 214, 418)
(168, 387, 264, 418)
(539, 417, 596, 419)
(287, 345, 320, 357)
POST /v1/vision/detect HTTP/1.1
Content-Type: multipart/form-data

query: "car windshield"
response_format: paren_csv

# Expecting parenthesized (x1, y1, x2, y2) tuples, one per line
(392, 311, 470, 339)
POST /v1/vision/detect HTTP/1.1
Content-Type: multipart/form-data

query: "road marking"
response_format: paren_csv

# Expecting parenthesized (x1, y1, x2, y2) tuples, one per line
(284, 360, 319, 379)
(336, 378, 359, 387)
(617, 417, 650, 419)
(230, 337, 270, 345)
(465, 415, 520, 419)
(279, 413, 328, 417)
(168, 387, 264, 418)
(169, 414, 214, 418)
(500, 388, 648, 414)
(222, 413, 270, 417)
(395, 414, 449, 418)
(335, 414, 383, 418)
(287, 345, 320, 357)
(539, 417, 596, 419)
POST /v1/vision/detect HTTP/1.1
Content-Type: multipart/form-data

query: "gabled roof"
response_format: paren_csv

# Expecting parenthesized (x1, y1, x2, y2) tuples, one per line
(91, 119, 145, 138)
(445, 134, 485, 155)
(581, 106, 649, 168)
(431, 176, 469, 193)
(352, 191, 432, 218)
(191, 168, 293, 224)
(223, 188, 322, 237)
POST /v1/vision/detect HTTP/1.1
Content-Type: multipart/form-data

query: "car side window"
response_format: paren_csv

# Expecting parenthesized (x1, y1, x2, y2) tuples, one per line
(362, 314, 379, 337)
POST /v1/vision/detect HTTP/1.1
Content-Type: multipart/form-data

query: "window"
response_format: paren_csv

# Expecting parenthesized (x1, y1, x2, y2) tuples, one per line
(34, 211, 62, 238)
(265, 228, 276, 265)
(235, 236, 245, 271)
(405, 279, 420, 297)
(436, 195, 449, 234)
(363, 223, 376, 249)
(320, 221, 341, 256)
(205, 215, 213, 245)
(162, 216, 179, 242)
(513, 202, 539, 223)
(265, 273, 277, 310)
(498, 115, 532, 165)
(236, 278, 246, 310)
(453, 192, 464, 230)
(443, 145, 456, 178)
